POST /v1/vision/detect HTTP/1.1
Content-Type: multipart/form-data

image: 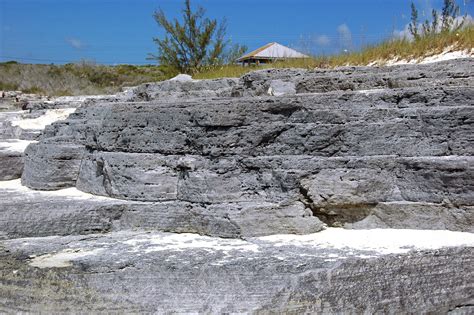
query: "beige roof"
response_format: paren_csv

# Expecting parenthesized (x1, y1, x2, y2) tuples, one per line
(237, 42, 309, 62)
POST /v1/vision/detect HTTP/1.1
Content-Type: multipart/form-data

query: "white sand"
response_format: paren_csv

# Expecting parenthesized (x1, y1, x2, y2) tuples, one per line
(26, 228, 474, 268)
(30, 248, 103, 268)
(259, 228, 474, 255)
(370, 48, 473, 67)
(419, 50, 473, 64)
(124, 233, 260, 254)
(0, 179, 116, 200)
(11, 108, 76, 130)
(121, 228, 474, 257)
(0, 140, 36, 153)
(54, 95, 109, 102)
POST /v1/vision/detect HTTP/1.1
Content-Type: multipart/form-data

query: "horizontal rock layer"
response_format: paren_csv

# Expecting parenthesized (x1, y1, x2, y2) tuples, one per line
(235, 58, 474, 96)
(0, 180, 323, 239)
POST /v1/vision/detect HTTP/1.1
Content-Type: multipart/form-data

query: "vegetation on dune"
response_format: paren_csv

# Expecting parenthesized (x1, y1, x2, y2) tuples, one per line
(0, 61, 176, 96)
(195, 26, 473, 79)
(326, 25, 473, 66)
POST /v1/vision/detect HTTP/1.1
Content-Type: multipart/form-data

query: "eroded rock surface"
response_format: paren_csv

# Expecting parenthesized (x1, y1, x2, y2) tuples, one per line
(1, 229, 473, 313)
(22, 82, 474, 235)
(0, 179, 323, 239)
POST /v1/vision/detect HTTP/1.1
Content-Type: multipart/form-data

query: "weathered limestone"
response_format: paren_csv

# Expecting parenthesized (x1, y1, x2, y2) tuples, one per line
(20, 84, 474, 235)
(233, 58, 474, 96)
(0, 140, 34, 180)
(18, 65, 474, 235)
(0, 179, 323, 239)
(0, 229, 473, 313)
(125, 77, 238, 101)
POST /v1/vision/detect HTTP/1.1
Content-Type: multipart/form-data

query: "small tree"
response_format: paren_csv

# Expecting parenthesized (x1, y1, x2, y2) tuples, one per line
(148, 0, 246, 74)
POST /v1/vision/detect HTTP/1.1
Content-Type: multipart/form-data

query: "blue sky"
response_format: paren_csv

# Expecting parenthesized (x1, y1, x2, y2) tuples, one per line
(0, 0, 472, 65)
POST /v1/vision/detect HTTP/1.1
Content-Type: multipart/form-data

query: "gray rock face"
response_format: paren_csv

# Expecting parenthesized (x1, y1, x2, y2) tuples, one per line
(19, 59, 474, 237)
(0, 180, 323, 239)
(126, 77, 238, 101)
(0, 140, 34, 180)
(0, 229, 473, 313)
(0, 153, 23, 180)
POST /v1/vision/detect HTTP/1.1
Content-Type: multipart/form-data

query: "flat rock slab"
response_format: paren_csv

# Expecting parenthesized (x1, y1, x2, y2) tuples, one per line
(0, 180, 324, 239)
(1, 229, 473, 313)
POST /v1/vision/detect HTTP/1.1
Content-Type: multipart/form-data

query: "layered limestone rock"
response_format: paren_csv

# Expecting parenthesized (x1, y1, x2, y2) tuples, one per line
(0, 140, 34, 180)
(234, 58, 473, 96)
(0, 179, 322, 239)
(0, 108, 77, 181)
(21, 84, 474, 235)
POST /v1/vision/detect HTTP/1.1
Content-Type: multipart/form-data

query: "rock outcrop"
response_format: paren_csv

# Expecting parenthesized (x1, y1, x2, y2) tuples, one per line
(20, 60, 474, 236)
(1, 58, 473, 312)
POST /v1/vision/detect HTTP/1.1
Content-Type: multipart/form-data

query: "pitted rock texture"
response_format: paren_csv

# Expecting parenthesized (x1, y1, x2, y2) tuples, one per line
(233, 58, 474, 96)
(126, 77, 238, 101)
(0, 140, 34, 180)
(20, 60, 474, 236)
(0, 229, 473, 313)
(22, 83, 474, 235)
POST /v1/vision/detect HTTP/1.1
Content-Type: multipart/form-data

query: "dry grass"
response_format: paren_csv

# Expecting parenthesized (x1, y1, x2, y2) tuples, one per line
(0, 61, 176, 96)
(329, 26, 473, 66)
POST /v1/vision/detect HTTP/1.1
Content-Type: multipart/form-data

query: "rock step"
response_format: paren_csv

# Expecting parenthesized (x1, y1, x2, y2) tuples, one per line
(14, 62, 474, 238)
(0, 179, 323, 239)
(235, 58, 474, 96)
(48, 86, 474, 157)
(0, 140, 35, 180)
(1, 229, 473, 313)
(74, 153, 474, 205)
(3, 154, 474, 240)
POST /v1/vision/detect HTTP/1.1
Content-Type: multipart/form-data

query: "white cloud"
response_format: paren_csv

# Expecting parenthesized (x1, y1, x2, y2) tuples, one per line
(393, 14, 473, 40)
(66, 38, 84, 49)
(315, 35, 330, 47)
(337, 23, 352, 50)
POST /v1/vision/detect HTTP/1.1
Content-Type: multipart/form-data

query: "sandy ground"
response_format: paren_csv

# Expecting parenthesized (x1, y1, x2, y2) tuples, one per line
(11, 108, 76, 130)
(367, 48, 473, 66)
